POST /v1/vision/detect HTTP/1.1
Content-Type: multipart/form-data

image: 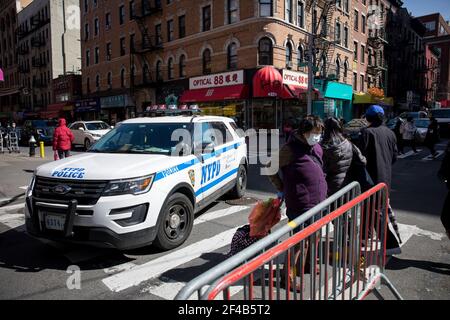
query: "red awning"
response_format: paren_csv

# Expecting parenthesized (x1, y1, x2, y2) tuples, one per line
(180, 84, 249, 103)
(46, 102, 68, 112)
(40, 110, 60, 119)
(253, 66, 283, 98)
(282, 85, 319, 99)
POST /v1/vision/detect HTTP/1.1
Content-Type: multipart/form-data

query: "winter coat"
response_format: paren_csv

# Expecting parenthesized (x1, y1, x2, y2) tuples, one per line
(401, 122, 416, 141)
(53, 118, 74, 151)
(270, 134, 327, 221)
(359, 125, 397, 190)
(322, 139, 366, 196)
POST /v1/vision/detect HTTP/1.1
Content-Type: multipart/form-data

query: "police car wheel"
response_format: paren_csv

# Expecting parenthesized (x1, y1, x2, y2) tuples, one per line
(154, 193, 194, 251)
(229, 165, 247, 199)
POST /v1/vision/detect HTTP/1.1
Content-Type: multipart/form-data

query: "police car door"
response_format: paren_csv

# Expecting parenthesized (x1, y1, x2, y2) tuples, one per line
(196, 121, 237, 201)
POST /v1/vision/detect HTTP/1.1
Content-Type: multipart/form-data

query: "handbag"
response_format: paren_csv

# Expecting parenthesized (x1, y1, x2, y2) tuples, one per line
(347, 144, 374, 192)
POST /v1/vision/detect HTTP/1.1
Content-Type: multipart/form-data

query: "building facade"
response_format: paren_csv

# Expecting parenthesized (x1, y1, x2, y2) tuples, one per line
(0, 0, 32, 123)
(17, 0, 81, 115)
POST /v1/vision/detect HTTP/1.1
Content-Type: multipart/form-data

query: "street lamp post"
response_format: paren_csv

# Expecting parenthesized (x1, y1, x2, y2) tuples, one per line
(307, 0, 317, 115)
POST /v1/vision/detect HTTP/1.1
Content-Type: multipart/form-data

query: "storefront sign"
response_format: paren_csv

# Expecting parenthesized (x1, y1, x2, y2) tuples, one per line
(282, 70, 308, 89)
(189, 70, 244, 90)
(75, 98, 100, 112)
(101, 95, 127, 109)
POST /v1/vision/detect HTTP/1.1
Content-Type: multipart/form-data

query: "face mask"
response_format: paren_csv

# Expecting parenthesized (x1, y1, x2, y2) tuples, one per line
(306, 133, 321, 146)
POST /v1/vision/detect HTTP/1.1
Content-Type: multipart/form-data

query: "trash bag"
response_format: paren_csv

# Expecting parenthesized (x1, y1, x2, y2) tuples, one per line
(227, 225, 259, 257)
(248, 198, 282, 238)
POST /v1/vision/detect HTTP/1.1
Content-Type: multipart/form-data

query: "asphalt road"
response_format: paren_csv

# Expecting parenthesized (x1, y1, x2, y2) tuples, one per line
(0, 143, 449, 300)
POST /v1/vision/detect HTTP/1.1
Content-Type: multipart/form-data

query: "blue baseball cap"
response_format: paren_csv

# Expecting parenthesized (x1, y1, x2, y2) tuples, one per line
(366, 105, 385, 117)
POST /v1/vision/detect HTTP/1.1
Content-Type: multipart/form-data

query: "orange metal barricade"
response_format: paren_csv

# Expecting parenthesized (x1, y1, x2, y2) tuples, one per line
(204, 183, 402, 300)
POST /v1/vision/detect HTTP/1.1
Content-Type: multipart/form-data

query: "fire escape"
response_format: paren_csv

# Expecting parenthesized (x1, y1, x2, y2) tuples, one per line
(367, 7, 389, 89)
(130, 0, 163, 94)
(313, 0, 337, 81)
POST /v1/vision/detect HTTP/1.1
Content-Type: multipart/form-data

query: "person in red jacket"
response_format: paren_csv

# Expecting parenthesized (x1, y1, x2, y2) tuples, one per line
(53, 118, 74, 160)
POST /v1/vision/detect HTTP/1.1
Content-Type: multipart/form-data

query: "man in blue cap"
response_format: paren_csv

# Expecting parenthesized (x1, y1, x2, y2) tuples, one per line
(359, 105, 402, 255)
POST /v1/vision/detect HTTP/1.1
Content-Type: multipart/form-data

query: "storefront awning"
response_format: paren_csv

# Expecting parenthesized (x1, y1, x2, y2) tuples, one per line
(179, 84, 249, 103)
(325, 82, 353, 101)
(40, 111, 60, 119)
(253, 66, 283, 98)
(47, 102, 68, 112)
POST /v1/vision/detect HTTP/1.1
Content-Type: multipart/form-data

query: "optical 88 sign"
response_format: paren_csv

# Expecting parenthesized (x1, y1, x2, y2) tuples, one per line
(189, 70, 244, 90)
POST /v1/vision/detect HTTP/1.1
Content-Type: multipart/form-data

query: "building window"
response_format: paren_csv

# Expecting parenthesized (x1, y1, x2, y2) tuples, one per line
(84, 23, 89, 40)
(258, 37, 273, 65)
(107, 72, 112, 89)
(227, 42, 238, 70)
(202, 5, 211, 31)
(203, 49, 212, 74)
(129, 1, 135, 20)
(155, 24, 162, 45)
(354, 10, 359, 31)
(344, 26, 348, 47)
(361, 15, 366, 33)
(260, 0, 272, 17)
(297, 1, 304, 28)
(106, 13, 111, 29)
(320, 55, 326, 77)
(106, 42, 112, 60)
(285, 0, 293, 23)
(84, 0, 88, 13)
(360, 74, 364, 92)
(167, 20, 174, 42)
(119, 5, 125, 25)
(335, 59, 341, 80)
(343, 0, 349, 12)
(95, 47, 99, 64)
(336, 0, 341, 7)
(94, 18, 99, 36)
(344, 61, 348, 80)
(143, 64, 150, 83)
(120, 37, 126, 56)
(179, 55, 186, 78)
(297, 46, 303, 67)
(86, 77, 90, 93)
(228, 0, 238, 24)
(286, 42, 293, 68)
(335, 22, 341, 45)
(95, 74, 100, 91)
(168, 58, 174, 79)
(353, 72, 357, 90)
(353, 41, 358, 61)
(121, 69, 126, 87)
(361, 45, 365, 63)
(130, 34, 135, 52)
(179, 15, 186, 38)
(156, 61, 162, 81)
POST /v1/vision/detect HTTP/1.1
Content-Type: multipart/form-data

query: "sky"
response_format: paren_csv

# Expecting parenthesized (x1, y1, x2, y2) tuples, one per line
(402, 0, 450, 21)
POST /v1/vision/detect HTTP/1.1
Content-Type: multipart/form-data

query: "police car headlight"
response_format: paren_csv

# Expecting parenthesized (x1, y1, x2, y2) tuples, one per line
(103, 174, 155, 196)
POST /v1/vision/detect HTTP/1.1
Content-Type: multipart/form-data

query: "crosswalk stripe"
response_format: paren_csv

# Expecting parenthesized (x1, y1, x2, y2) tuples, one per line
(194, 205, 249, 226)
(421, 151, 444, 161)
(0, 203, 25, 213)
(102, 227, 238, 293)
(0, 213, 25, 231)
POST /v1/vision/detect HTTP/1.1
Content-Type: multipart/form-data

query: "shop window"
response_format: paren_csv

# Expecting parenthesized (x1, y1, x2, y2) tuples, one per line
(203, 49, 211, 75)
(168, 58, 174, 79)
(258, 37, 273, 65)
(179, 55, 186, 78)
(227, 43, 238, 70)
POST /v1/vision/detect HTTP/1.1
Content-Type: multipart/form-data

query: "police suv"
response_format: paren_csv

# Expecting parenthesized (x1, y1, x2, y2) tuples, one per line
(25, 116, 248, 250)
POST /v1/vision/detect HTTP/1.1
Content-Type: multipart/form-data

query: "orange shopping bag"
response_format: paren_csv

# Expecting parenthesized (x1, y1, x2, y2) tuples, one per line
(248, 198, 282, 238)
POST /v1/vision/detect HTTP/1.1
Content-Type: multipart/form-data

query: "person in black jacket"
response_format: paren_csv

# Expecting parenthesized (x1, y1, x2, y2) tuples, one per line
(322, 117, 367, 196)
(438, 142, 450, 240)
(359, 105, 402, 255)
(425, 117, 439, 158)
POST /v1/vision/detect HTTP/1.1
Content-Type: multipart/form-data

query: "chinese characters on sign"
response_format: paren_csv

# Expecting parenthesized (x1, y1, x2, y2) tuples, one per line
(189, 70, 244, 90)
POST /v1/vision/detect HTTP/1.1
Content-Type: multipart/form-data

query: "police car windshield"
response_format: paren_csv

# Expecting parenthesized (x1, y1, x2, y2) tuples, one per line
(89, 123, 190, 155)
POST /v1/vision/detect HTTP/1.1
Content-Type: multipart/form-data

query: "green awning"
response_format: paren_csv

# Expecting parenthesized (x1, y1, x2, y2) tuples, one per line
(324, 82, 353, 101)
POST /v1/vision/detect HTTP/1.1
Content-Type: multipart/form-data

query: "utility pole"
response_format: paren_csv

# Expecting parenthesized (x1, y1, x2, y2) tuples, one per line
(307, 0, 317, 115)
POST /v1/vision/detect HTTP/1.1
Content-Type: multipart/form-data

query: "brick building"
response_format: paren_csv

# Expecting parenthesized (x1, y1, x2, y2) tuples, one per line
(0, 0, 32, 124)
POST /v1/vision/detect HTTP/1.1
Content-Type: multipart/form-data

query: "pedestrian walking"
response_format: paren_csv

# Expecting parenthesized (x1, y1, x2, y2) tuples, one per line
(53, 118, 74, 160)
(359, 105, 403, 255)
(425, 117, 439, 158)
(394, 118, 404, 155)
(268, 115, 327, 290)
(322, 117, 367, 196)
(438, 142, 450, 240)
(400, 117, 418, 154)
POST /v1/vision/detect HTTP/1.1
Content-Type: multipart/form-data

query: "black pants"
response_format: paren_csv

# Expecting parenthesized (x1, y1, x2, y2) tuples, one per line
(400, 139, 417, 153)
(58, 150, 70, 159)
(427, 143, 436, 155)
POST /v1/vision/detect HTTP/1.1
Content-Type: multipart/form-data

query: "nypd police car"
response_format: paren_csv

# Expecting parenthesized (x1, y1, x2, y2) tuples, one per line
(24, 116, 248, 250)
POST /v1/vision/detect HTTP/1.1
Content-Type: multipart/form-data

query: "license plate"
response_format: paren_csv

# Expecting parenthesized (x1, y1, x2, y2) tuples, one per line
(44, 214, 66, 231)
